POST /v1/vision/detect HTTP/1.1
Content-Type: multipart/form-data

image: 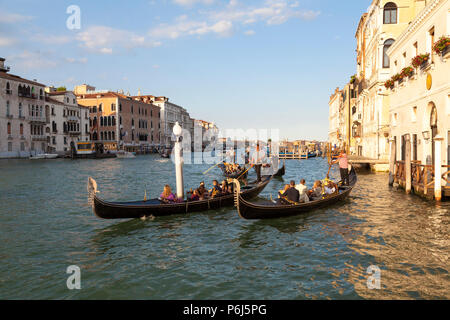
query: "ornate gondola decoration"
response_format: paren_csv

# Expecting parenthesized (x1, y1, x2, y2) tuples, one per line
(273, 161, 285, 177)
(232, 168, 357, 220)
(88, 176, 272, 220)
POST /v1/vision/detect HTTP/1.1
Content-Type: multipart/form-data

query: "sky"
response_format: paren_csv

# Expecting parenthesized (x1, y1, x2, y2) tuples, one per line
(0, 0, 370, 141)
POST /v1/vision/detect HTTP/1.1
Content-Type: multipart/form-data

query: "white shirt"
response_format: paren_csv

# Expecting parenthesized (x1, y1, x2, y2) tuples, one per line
(295, 183, 307, 195)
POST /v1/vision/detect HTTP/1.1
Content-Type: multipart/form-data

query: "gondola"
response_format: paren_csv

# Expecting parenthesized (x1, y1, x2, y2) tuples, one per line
(273, 161, 285, 177)
(232, 167, 357, 220)
(88, 175, 272, 220)
(218, 163, 248, 179)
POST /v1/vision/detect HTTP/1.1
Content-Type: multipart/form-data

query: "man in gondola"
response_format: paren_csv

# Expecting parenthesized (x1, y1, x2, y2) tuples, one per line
(250, 143, 265, 182)
(277, 181, 300, 205)
(332, 150, 349, 186)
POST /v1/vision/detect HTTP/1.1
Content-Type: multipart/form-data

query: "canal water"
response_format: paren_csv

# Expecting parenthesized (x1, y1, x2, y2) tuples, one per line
(0, 155, 448, 299)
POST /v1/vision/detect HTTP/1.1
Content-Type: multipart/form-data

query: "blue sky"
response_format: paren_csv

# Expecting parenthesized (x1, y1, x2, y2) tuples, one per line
(0, 0, 369, 141)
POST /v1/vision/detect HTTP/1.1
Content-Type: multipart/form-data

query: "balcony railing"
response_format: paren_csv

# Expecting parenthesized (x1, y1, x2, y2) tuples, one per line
(31, 135, 47, 141)
(28, 115, 47, 123)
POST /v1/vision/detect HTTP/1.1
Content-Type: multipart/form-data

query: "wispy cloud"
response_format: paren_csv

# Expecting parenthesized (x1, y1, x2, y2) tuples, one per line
(8, 50, 58, 70)
(0, 36, 18, 47)
(65, 57, 88, 64)
(0, 12, 33, 24)
(76, 26, 161, 54)
(244, 30, 255, 36)
(173, 0, 215, 6)
(150, 0, 319, 40)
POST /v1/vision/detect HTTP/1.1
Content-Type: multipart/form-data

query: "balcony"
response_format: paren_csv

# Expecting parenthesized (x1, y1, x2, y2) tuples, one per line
(67, 116, 79, 122)
(69, 131, 81, 136)
(8, 134, 13, 140)
(6, 114, 13, 119)
(5, 89, 12, 95)
(31, 135, 46, 141)
(28, 115, 47, 123)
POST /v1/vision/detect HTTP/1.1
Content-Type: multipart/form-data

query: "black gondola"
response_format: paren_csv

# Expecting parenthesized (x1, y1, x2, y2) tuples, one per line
(273, 161, 285, 177)
(232, 167, 357, 220)
(218, 163, 248, 179)
(88, 176, 272, 220)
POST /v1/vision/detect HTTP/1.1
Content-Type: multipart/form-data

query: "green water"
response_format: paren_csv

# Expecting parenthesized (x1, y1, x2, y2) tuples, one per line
(0, 155, 448, 299)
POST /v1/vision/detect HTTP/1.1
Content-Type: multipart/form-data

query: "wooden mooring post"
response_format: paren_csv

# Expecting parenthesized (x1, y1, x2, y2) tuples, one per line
(434, 135, 443, 202)
(405, 135, 412, 194)
(389, 138, 396, 186)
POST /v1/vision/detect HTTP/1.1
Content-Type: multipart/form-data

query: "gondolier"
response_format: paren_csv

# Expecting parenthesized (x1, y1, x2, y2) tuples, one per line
(332, 150, 349, 186)
(250, 143, 265, 182)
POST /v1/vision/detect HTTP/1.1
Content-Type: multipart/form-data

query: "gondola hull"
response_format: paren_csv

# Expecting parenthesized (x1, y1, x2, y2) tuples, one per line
(273, 164, 285, 177)
(90, 176, 271, 219)
(234, 168, 357, 220)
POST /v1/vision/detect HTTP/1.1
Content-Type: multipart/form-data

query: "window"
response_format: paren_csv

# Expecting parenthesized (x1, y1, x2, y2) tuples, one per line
(19, 103, 22, 118)
(7, 122, 11, 134)
(20, 142, 25, 151)
(99, 104, 102, 112)
(6, 82, 11, 94)
(20, 123, 23, 135)
(428, 27, 435, 62)
(111, 103, 116, 111)
(6, 101, 10, 116)
(64, 137, 67, 145)
(412, 107, 417, 122)
(384, 2, 397, 24)
(383, 39, 395, 68)
(8, 142, 12, 152)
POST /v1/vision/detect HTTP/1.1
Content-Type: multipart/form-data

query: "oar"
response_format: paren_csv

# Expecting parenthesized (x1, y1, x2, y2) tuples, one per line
(203, 162, 222, 175)
(237, 164, 253, 180)
(326, 162, 333, 179)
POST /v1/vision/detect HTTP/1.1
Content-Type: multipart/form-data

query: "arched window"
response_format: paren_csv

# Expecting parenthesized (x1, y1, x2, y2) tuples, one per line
(7, 122, 11, 134)
(20, 123, 23, 135)
(6, 101, 10, 116)
(19, 103, 22, 117)
(384, 2, 397, 24)
(383, 39, 395, 68)
(100, 116, 104, 126)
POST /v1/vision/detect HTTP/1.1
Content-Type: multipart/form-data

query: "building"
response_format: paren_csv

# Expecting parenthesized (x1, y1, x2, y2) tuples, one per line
(0, 58, 48, 158)
(150, 96, 193, 147)
(353, 0, 427, 159)
(75, 85, 161, 152)
(45, 88, 90, 155)
(328, 87, 341, 148)
(386, 0, 449, 167)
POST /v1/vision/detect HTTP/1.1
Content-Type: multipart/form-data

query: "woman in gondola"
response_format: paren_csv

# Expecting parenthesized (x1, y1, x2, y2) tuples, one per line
(159, 185, 178, 203)
(308, 181, 323, 201)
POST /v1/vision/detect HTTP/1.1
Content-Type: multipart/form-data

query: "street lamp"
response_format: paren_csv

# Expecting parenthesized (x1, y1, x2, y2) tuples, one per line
(173, 122, 184, 200)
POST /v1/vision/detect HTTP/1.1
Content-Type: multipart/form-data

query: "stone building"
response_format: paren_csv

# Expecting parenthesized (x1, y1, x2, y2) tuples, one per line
(45, 88, 90, 155)
(353, 0, 428, 159)
(328, 88, 341, 148)
(386, 0, 449, 166)
(0, 58, 48, 158)
(75, 85, 161, 152)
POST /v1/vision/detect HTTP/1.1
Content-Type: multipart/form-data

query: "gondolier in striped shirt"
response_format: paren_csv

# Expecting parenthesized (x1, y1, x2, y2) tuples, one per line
(250, 143, 265, 182)
(332, 150, 349, 186)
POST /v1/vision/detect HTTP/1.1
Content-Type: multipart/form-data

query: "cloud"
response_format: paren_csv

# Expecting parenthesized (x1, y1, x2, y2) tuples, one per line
(76, 25, 161, 54)
(65, 57, 88, 64)
(244, 30, 255, 36)
(173, 0, 215, 6)
(0, 12, 33, 24)
(8, 50, 58, 70)
(0, 36, 17, 47)
(149, 15, 232, 39)
(34, 34, 72, 45)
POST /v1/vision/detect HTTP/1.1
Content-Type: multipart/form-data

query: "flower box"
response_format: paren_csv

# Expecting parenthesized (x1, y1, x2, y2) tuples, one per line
(412, 53, 430, 69)
(433, 36, 450, 57)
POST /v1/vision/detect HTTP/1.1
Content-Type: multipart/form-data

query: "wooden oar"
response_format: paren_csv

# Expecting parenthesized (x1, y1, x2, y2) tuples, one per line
(237, 164, 253, 180)
(203, 162, 223, 175)
(326, 162, 333, 179)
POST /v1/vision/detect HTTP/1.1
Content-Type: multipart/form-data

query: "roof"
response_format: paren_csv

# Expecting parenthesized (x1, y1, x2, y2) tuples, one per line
(0, 71, 46, 87)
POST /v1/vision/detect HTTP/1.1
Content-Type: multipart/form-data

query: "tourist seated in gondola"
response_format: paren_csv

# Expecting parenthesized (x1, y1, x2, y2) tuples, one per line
(308, 181, 323, 201)
(278, 184, 290, 199)
(295, 179, 310, 203)
(189, 189, 201, 201)
(220, 180, 231, 195)
(197, 182, 208, 198)
(159, 185, 178, 203)
(209, 180, 222, 198)
(324, 180, 338, 197)
(277, 181, 300, 205)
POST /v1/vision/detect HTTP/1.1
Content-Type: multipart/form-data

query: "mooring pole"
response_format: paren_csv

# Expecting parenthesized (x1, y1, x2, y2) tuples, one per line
(405, 135, 412, 194)
(434, 135, 443, 202)
(389, 138, 396, 186)
(173, 122, 184, 200)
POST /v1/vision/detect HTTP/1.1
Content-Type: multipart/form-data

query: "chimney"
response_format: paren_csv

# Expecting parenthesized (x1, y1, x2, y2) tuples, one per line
(0, 57, 10, 73)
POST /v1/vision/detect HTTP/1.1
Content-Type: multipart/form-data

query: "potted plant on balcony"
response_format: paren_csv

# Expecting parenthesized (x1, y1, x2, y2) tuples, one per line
(392, 73, 404, 85)
(433, 36, 450, 57)
(411, 53, 430, 69)
(384, 79, 394, 90)
(401, 66, 415, 79)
